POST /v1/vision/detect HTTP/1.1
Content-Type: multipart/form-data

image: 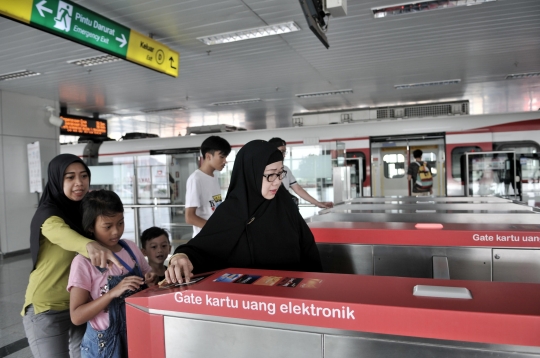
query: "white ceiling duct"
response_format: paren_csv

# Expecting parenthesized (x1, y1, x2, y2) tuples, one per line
(185, 124, 246, 136)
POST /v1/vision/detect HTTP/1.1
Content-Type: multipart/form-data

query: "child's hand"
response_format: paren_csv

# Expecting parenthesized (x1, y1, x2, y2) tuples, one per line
(145, 271, 158, 286)
(107, 276, 144, 298)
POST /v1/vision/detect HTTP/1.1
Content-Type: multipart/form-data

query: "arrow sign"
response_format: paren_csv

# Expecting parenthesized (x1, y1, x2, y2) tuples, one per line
(116, 33, 127, 48)
(36, 0, 53, 17)
(169, 56, 177, 69)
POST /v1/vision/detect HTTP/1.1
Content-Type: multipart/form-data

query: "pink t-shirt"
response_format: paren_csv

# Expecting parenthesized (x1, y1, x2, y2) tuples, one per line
(67, 239, 152, 330)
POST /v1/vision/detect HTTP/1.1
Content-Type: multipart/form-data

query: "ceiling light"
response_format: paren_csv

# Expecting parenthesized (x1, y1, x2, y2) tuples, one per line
(212, 98, 261, 106)
(296, 89, 354, 98)
(197, 21, 300, 45)
(394, 79, 461, 89)
(142, 107, 186, 113)
(372, 0, 497, 18)
(67, 54, 122, 67)
(0, 70, 40, 81)
(505, 72, 540, 80)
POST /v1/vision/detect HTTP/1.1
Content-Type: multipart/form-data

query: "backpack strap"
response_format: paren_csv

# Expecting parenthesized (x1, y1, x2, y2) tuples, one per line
(416, 161, 428, 171)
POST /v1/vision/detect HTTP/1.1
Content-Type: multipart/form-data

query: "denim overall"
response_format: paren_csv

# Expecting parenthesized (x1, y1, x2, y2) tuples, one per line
(80, 240, 147, 358)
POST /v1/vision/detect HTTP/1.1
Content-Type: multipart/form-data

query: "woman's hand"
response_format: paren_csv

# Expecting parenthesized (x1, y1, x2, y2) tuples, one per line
(145, 271, 158, 286)
(107, 276, 144, 299)
(86, 241, 122, 269)
(165, 253, 194, 284)
(317, 201, 334, 209)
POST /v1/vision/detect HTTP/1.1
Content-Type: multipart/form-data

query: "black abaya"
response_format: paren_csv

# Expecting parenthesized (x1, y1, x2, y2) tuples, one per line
(174, 140, 322, 274)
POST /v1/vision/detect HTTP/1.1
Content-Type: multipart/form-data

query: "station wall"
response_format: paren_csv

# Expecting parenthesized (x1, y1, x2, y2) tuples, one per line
(0, 90, 59, 255)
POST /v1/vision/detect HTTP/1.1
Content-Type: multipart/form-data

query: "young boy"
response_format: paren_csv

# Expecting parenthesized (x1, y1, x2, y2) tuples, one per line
(140, 226, 171, 282)
(185, 135, 231, 236)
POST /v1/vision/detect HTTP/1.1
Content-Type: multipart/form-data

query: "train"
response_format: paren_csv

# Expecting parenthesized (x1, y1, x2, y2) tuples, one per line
(61, 111, 540, 205)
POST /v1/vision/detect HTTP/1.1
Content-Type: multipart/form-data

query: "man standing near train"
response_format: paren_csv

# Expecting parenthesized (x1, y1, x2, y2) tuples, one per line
(407, 149, 433, 197)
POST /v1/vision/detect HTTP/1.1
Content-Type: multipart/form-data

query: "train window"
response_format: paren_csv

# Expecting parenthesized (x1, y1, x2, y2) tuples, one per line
(346, 151, 366, 183)
(383, 154, 405, 178)
(494, 141, 539, 154)
(452, 146, 482, 180)
(521, 156, 540, 182)
(494, 141, 540, 182)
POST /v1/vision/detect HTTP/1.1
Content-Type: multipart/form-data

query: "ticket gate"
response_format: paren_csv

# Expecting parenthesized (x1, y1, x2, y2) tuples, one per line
(310, 210, 539, 224)
(126, 269, 540, 358)
(309, 200, 540, 283)
(350, 196, 513, 204)
(311, 199, 540, 224)
(330, 203, 533, 211)
(312, 222, 540, 282)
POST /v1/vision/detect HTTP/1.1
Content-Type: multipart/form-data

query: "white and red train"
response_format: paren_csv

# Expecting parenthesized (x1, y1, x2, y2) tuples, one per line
(61, 112, 540, 201)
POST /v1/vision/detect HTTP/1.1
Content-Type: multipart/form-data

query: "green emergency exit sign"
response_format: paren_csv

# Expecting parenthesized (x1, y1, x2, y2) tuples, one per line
(0, 0, 179, 77)
(32, 0, 130, 57)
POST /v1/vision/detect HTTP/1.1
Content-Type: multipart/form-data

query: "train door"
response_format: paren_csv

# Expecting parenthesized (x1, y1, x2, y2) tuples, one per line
(379, 146, 408, 196)
(371, 134, 445, 197)
(408, 143, 445, 197)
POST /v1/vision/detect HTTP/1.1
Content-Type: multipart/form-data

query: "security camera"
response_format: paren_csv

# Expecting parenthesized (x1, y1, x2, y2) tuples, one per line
(49, 113, 65, 127)
(45, 106, 64, 127)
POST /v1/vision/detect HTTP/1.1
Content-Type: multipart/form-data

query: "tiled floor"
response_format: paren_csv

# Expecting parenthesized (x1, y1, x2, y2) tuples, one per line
(0, 253, 33, 358)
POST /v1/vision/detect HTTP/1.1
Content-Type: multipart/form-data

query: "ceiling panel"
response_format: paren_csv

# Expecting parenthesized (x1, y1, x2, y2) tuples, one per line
(0, 0, 538, 138)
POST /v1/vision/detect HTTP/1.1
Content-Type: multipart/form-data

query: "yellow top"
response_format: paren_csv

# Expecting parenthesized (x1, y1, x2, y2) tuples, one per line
(22, 216, 92, 315)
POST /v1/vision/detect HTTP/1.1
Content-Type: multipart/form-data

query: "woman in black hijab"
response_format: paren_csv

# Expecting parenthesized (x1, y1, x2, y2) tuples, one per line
(22, 154, 120, 358)
(166, 140, 322, 283)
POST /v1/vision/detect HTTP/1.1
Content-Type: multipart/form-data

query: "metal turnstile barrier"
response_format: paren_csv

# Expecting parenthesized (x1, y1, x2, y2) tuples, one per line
(309, 200, 540, 283)
(350, 196, 513, 204)
(126, 268, 540, 358)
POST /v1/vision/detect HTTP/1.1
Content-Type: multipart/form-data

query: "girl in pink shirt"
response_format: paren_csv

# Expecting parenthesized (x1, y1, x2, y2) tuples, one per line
(68, 190, 155, 357)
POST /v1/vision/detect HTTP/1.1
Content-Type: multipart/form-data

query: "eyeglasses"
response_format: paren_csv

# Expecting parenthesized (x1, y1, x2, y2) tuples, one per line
(262, 170, 287, 182)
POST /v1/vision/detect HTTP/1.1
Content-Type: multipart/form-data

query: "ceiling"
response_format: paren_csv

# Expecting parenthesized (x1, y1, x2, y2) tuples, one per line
(0, 0, 539, 139)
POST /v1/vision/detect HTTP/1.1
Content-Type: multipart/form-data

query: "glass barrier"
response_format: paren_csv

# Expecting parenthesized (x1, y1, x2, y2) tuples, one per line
(87, 143, 338, 249)
(121, 205, 190, 252)
(465, 151, 517, 198)
(122, 204, 320, 253)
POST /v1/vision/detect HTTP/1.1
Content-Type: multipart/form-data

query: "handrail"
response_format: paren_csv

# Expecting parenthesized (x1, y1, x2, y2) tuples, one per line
(124, 204, 316, 208)
(123, 204, 186, 245)
(124, 204, 186, 208)
(123, 203, 318, 245)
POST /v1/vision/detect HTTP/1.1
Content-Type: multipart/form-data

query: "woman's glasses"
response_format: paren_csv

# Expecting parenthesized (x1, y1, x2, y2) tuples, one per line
(263, 171, 287, 182)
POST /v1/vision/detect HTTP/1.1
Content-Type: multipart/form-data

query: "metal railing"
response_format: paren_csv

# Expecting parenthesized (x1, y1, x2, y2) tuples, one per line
(124, 203, 318, 246)
(124, 204, 187, 247)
